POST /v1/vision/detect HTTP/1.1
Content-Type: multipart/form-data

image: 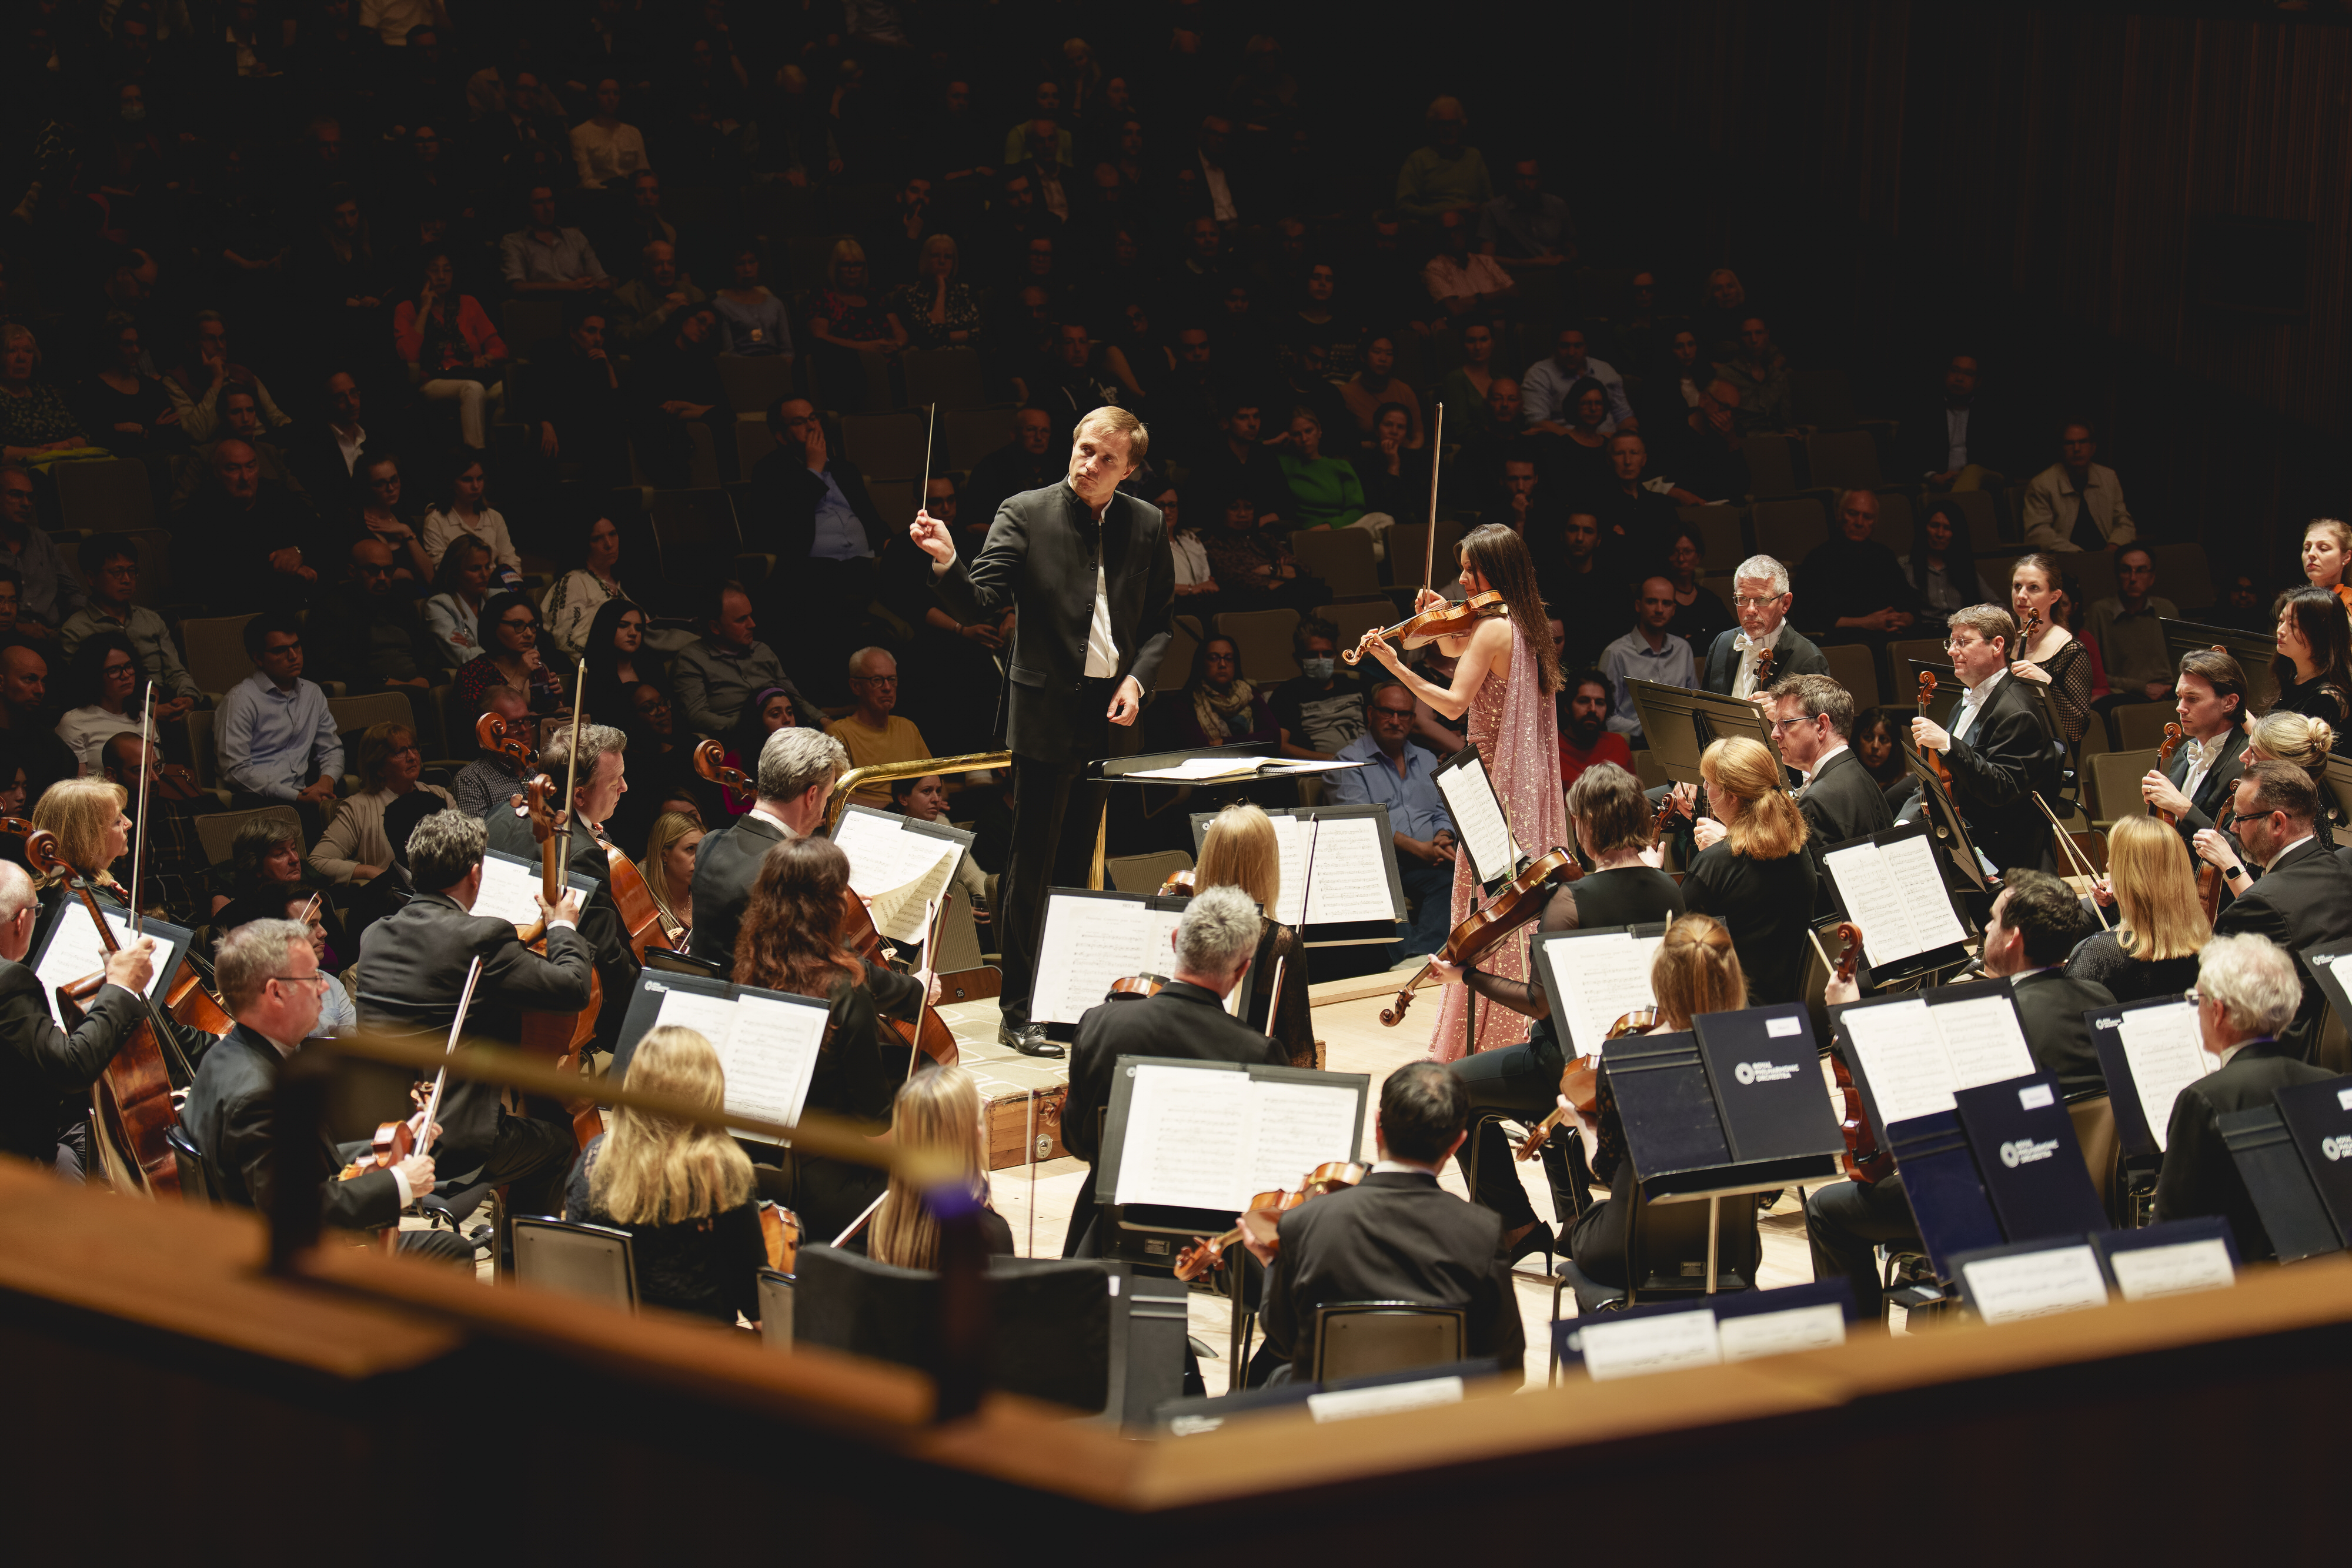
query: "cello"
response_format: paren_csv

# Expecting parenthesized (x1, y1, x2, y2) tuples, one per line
(1379, 847, 1581, 1027)
(1823, 922, 1892, 1184)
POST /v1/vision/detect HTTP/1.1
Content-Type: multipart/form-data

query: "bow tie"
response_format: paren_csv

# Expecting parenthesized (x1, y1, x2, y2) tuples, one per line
(1735, 630, 1773, 654)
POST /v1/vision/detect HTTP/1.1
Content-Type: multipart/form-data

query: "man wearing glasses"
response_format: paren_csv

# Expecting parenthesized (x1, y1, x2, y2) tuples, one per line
(1697, 553, 1829, 700)
(217, 611, 343, 841)
(1902, 603, 2060, 877)
(1765, 673, 1890, 913)
(828, 647, 930, 809)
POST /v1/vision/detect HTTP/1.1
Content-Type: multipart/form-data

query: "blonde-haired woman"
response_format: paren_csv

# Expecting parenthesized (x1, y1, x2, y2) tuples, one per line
(1194, 802, 1310, 1067)
(1683, 735, 1814, 1003)
(29, 776, 133, 898)
(637, 809, 703, 941)
(566, 1025, 766, 1324)
(864, 1065, 1014, 1267)
(2067, 817, 2207, 1004)
(808, 236, 907, 372)
(888, 233, 983, 352)
(2193, 708, 2338, 890)
(1558, 914, 1748, 1287)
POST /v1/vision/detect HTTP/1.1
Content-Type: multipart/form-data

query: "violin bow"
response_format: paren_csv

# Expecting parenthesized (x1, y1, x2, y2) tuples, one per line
(414, 957, 483, 1161)
(832, 1188, 890, 1248)
(553, 657, 588, 897)
(1422, 400, 1442, 595)
(129, 684, 155, 935)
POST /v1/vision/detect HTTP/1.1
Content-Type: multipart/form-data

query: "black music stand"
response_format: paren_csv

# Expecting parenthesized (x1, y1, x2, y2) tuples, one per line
(1626, 677, 1782, 787)
(1186, 804, 1406, 950)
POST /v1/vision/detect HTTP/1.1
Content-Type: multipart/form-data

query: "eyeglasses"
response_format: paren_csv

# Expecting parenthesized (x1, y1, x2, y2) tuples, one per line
(499, 617, 537, 630)
(267, 972, 329, 991)
(2183, 987, 2203, 1006)
(1732, 594, 1784, 609)
(1945, 638, 1979, 653)
(262, 640, 302, 654)
(851, 673, 898, 685)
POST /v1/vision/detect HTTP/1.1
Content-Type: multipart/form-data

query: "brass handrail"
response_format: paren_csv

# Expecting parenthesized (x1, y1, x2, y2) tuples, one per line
(825, 750, 1011, 831)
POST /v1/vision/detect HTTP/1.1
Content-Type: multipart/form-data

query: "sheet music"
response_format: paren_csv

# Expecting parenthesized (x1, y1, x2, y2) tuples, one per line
(1931, 994, 2038, 1088)
(1882, 834, 1967, 950)
(1128, 755, 1265, 781)
(1028, 896, 1154, 1024)
(1114, 1065, 1252, 1208)
(34, 906, 169, 1028)
(1821, 842, 1918, 962)
(1242, 1081, 1363, 1194)
(2113, 1001, 2211, 1154)
(1540, 932, 1663, 1055)
(652, 987, 826, 1143)
(1838, 998, 1957, 1126)
(1268, 814, 1396, 926)
(469, 850, 551, 927)
(1436, 754, 1520, 884)
(834, 810, 967, 943)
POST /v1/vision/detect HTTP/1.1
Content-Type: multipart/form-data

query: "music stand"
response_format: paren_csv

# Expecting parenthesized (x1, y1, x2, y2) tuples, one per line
(1626, 678, 1782, 786)
(1187, 804, 1406, 949)
(2161, 617, 2278, 711)
(1897, 742, 1993, 894)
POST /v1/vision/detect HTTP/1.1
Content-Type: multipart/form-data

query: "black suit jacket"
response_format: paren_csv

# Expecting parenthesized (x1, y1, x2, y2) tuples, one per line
(1566, 867, 1685, 928)
(2164, 726, 2248, 841)
(485, 807, 643, 1055)
(1940, 672, 2060, 874)
(1063, 981, 1287, 1166)
(2210, 835, 2352, 1061)
(1262, 1171, 1524, 1385)
(1799, 747, 1896, 913)
(686, 812, 789, 977)
(0, 961, 143, 1164)
(746, 449, 890, 565)
(2152, 1041, 2337, 1260)
(1700, 622, 1829, 696)
(934, 482, 1175, 761)
(353, 891, 595, 1161)
(2007, 968, 2114, 1100)
(181, 1022, 402, 1231)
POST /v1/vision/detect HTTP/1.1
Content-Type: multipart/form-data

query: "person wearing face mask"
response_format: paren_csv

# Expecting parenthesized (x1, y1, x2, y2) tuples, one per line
(1269, 617, 1364, 761)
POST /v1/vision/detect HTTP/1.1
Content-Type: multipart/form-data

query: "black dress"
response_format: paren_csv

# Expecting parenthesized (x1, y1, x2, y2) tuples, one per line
(1569, 866, 1687, 928)
(1679, 841, 1819, 1004)
(567, 1136, 768, 1324)
(2062, 931, 2201, 1007)
(2272, 672, 2352, 727)
(790, 968, 923, 1240)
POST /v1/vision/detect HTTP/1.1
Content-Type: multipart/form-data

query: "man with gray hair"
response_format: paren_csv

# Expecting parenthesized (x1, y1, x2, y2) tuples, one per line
(689, 726, 851, 976)
(184, 918, 476, 1262)
(2154, 932, 2336, 1261)
(827, 645, 930, 810)
(486, 720, 642, 1057)
(357, 809, 590, 1245)
(1059, 885, 1287, 1256)
(1698, 553, 1829, 700)
(0, 860, 154, 1175)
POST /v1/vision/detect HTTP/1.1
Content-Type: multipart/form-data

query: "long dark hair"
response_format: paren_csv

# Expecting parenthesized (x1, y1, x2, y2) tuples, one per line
(2272, 585, 2352, 713)
(582, 596, 647, 689)
(732, 836, 863, 998)
(479, 590, 540, 663)
(1459, 523, 1562, 694)
(62, 629, 140, 713)
(1905, 499, 1982, 604)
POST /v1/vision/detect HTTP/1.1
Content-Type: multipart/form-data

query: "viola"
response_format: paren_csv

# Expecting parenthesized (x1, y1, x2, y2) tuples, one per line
(1110, 974, 1167, 998)
(152, 761, 204, 802)
(2153, 722, 2186, 823)
(1915, 670, 1955, 790)
(516, 668, 605, 1147)
(1380, 847, 1581, 1028)
(338, 1115, 416, 1182)
(1752, 640, 1776, 695)
(1341, 589, 1509, 667)
(1516, 1007, 1653, 1162)
(17, 826, 185, 1198)
(1171, 1159, 1369, 1281)
(1825, 922, 1893, 1185)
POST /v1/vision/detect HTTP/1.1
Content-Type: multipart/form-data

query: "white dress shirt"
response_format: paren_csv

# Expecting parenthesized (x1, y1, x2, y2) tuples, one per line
(1731, 626, 1780, 700)
(1949, 667, 2007, 747)
(1084, 556, 1118, 678)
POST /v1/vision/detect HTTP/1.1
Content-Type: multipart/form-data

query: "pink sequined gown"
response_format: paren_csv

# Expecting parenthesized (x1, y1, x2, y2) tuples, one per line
(1428, 622, 1568, 1062)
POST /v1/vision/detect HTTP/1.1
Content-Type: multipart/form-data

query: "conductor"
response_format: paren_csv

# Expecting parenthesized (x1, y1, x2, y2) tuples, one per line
(909, 405, 1174, 1057)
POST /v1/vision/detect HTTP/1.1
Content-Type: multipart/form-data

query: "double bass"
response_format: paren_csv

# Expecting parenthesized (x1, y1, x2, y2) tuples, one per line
(1380, 848, 1581, 1028)
(1823, 923, 1892, 1184)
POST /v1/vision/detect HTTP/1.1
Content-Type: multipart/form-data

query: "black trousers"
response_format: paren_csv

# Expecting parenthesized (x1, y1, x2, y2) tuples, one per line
(1447, 1040, 1582, 1232)
(998, 684, 1119, 1031)
(1805, 1172, 1916, 1320)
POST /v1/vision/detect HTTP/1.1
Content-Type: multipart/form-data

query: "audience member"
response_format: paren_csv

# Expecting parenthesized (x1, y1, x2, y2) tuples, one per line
(1272, 408, 1385, 542)
(1478, 156, 1573, 268)
(163, 312, 292, 441)
(348, 454, 432, 580)
(1662, 527, 1737, 653)
(0, 325, 96, 463)
(1395, 96, 1494, 218)
(1904, 353, 2016, 488)
(58, 534, 199, 718)
(674, 581, 819, 739)
(1799, 489, 1919, 636)
(1522, 326, 1634, 437)
(170, 385, 307, 513)
(1712, 317, 1790, 431)
(1599, 577, 1693, 745)
(610, 240, 709, 353)
(1557, 667, 1634, 789)
(1421, 208, 1515, 319)
(452, 590, 564, 725)
(1897, 498, 1994, 616)
(52, 633, 143, 771)
(1173, 635, 1275, 750)
(2022, 420, 2136, 551)
(177, 440, 323, 613)
(959, 407, 1060, 541)
(309, 721, 454, 884)
(1200, 493, 1319, 612)
(1269, 619, 1365, 761)
(0, 466, 81, 636)
(452, 684, 534, 818)
(502, 183, 615, 295)
(216, 612, 343, 838)
(423, 534, 493, 669)
(2093, 546, 2193, 706)
(570, 75, 650, 190)
(393, 250, 507, 450)
(75, 315, 184, 459)
(0, 646, 75, 800)
(827, 648, 931, 808)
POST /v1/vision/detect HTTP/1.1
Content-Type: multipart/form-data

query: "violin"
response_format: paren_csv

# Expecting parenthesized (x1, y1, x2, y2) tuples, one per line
(760, 1202, 802, 1272)
(2153, 722, 2185, 823)
(517, 667, 606, 1147)
(18, 826, 185, 1198)
(1751, 640, 1776, 696)
(151, 761, 203, 802)
(338, 1115, 416, 1182)
(1108, 974, 1167, 998)
(1516, 1007, 1654, 1162)
(1171, 1159, 1369, 1281)
(1155, 868, 1195, 897)
(1915, 670, 1954, 789)
(1380, 847, 1581, 1027)
(1825, 923, 1893, 1185)
(1646, 796, 1673, 854)
(1342, 590, 1509, 667)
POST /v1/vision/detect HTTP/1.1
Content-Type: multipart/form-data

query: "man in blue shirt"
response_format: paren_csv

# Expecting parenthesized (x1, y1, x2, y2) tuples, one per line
(1598, 576, 1695, 747)
(216, 611, 344, 840)
(1329, 681, 1457, 964)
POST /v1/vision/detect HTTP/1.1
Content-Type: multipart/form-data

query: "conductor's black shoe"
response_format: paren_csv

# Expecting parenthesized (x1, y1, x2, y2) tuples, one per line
(1000, 1024, 1065, 1058)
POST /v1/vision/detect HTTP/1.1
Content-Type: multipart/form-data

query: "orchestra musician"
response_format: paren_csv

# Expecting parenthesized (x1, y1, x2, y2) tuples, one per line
(1699, 554, 1829, 700)
(1682, 735, 1815, 1005)
(1806, 871, 2109, 1319)
(1192, 802, 1310, 1068)
(353, 810, 589, 1247)
(2152, 931, 2337, 1262)
(1357, 523, 1567, 1060)
(182, 918, 476, 1262)
(484, 721, 642, 1057)
(1251, 1062, 1524, 1387)
(1431, 761, 1683, 1263)
(2139, 649, 2249, 850)
(564, 1024, 767, 1323)
(908, 404, 1176, 1060)
(2191, 711, 2336, 895)
(1902, 603, 2061, 876)
(1061, 887, 1287, 1257)
(1765, 673, 1893, 914)
(687, 727, 846, 978)
(0, 860, 154, 1177)
(730, 835, 933, 1241)
(863, 1063, 1015, 1265)
(2201, 761, 2352, 1062)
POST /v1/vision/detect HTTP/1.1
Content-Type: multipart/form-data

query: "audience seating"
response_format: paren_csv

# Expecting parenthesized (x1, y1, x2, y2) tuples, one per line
(1787, 366, 1858, 430)
(756, 1268, 794, 1351)
(840, 410, 930, 480)
(901, 348, 989, 412)
(500, 300, 564, 357)
(1805, 430, 1882, 492)
(1382, 520, 1459, 588)
(181, 615, 259, 698)
(647, 489, 743, 581)
(1288, 527, 1381, 599)
(1317, 599, 1393, 654)
(866, 480, 917, 534)
(2087, 748, 2160, 827)
(1945, 490, 2006, 552)
(1156, 617, 1200, 694)
(1750, 497, 1828, 563)
(1872, 489, 1916, 556)
(1678, 504, 1749, 570)
(512, 1216, 639, 1312)
(55, 459, 158, 534)
(195, 804, 305, 866)
(941, 407, 1014, 472)
(1105, 850, 1193, 894)
(1216, 608, 1304, 684)
(1820, 640, 1881, 710)
(714, 356, 796, 417)
(328, 691, 416, 753)
(1742, 433, 1802, 498)
(2150, 541, 2216, 610)
(2113, 703, 2176, 753)
(2069, 548, 2118, 609)
(735, 414, 779, 477)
